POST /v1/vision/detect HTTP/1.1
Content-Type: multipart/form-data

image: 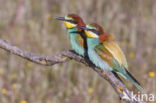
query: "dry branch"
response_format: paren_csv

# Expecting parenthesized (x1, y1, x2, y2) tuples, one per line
(0, 39, 146, 103)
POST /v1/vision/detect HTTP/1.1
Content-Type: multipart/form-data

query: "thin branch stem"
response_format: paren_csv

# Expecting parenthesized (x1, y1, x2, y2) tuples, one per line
(0, 39, 146, 103)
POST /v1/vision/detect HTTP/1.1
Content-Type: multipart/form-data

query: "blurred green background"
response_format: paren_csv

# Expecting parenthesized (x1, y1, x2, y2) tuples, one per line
(0, 0, 155, 103)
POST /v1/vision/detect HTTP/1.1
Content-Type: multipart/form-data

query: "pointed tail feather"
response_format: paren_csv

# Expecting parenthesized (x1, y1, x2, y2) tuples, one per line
(112, 71, 124, 83)
(125, 69, 140, 85)
(124, 69, 145, 93)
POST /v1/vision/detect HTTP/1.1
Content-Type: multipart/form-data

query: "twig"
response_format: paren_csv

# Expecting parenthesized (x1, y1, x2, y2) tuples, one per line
(0, 39, 146, 103)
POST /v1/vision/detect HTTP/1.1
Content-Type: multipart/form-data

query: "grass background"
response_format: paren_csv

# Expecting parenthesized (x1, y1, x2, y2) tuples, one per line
(0, 0, 155, 103)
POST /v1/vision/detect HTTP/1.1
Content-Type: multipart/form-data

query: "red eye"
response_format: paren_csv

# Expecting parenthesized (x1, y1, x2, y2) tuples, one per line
(66, 20, 77, 24)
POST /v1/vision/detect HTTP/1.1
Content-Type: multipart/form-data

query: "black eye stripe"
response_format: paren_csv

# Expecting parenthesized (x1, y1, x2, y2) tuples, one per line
(88, 29, 100, 35)
(65, 20, 77, 24)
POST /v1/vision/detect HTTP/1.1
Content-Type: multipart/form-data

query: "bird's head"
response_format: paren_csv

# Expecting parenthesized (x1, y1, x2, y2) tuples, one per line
(79, 23, 115, 42)
(56, 14, 85, 31)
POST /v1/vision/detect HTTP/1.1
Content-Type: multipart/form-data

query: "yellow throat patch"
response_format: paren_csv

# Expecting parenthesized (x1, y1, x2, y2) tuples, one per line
(85, 30, 99, 38)
(64, 22, 76, 29)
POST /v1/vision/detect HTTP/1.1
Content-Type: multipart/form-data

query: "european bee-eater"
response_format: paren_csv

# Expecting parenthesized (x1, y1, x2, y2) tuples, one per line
(79, 23, 144, 93)
(56, 14, 87, 57)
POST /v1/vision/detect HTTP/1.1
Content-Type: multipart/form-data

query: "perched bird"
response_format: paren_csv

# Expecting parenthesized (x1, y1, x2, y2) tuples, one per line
(79, 23, 144, 92)
(55, 14, 87, 57)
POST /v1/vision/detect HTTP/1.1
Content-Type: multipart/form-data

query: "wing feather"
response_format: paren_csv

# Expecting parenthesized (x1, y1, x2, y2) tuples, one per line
(94, 44, 114, 66)
(103, 41, 128, 68)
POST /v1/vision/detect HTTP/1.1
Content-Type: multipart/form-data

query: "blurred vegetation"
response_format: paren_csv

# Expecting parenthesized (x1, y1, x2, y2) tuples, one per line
(0, 0, 156, 103)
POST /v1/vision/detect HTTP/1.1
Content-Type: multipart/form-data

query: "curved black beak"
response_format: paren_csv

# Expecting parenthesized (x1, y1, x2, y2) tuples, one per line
(78, 26, 100, 35)
(77, 26, 89, 31)
(55, 17, 66, 21)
